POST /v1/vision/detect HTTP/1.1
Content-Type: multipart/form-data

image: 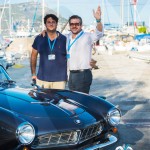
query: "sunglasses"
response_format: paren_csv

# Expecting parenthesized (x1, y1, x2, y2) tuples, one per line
(69, 23, 81, 26)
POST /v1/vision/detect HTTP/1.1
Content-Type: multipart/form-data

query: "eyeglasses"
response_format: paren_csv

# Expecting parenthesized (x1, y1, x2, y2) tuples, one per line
(69, 23, 81, 27)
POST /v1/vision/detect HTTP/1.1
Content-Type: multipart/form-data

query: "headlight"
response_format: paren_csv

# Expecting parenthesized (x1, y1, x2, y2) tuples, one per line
(107, 108, 121, 126)
(16, 122, 35, 145)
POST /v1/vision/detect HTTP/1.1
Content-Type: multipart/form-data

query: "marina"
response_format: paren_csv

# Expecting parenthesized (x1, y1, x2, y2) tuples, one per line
(0, 0, 150, 149)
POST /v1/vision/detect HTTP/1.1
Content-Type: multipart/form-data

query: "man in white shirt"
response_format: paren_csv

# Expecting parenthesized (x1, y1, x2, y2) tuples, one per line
(67, 6, 103, 93)
(41, 6, 103, 93)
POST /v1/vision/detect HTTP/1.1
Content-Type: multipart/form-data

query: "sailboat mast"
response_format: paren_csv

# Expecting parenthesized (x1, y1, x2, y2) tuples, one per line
(149, 17, 150, 28)
(133, 0, 137, 27)
(42, 0, 44, 30)
(120, 0, 124, 27)
(57, 0, 59, 18)
(102, 0, 104, 27)
(9, 0, 12, 37)
(0, 0, 7, 34)
(130, 0, 138, 34)
(128, 0, 130, 26)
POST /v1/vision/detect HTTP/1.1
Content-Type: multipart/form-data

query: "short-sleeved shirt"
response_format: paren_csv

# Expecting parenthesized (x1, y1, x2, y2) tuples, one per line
(32, 31, 67, 82)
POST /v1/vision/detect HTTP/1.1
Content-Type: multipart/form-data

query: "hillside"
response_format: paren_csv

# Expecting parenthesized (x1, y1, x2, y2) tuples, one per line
(0, 1, 68, 36)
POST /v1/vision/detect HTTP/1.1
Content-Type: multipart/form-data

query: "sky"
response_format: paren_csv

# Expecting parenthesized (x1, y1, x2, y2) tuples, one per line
(0, 0, 150, 26)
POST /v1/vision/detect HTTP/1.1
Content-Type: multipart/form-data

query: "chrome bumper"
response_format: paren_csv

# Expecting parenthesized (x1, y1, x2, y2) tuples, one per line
(85, 134, 117, 150)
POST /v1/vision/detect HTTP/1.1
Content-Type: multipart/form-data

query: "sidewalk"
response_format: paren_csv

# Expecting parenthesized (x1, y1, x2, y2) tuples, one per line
(90, 53, 150, 150)
(91, 52, 150, 99)
(128, 51, 150, 63)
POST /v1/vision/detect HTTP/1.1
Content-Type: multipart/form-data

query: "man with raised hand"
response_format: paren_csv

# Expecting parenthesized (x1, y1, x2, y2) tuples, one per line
(66, 6, 103, 93)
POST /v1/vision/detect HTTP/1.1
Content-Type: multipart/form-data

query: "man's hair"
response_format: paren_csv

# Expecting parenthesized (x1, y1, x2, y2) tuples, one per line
(44, 14, 58, 24)
(69, 15, 82, 25)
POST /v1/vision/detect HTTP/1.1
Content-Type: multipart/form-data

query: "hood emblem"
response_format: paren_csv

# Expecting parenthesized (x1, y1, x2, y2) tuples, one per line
(75, 119, 81, 124)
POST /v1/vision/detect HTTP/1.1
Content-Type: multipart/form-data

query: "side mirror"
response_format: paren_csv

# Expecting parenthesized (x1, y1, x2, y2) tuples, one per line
(31, 79, 36, 86)
(31, 79, 41, 89)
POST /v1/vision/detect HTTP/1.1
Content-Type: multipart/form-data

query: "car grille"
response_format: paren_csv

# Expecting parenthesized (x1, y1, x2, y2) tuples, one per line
(32, 122, 102, 148)
(79, 122, 102, 142)
(32, 131, 80, 147)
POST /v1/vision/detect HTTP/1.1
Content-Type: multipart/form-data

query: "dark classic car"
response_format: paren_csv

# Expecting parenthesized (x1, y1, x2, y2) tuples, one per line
(0, 64, 121, 150)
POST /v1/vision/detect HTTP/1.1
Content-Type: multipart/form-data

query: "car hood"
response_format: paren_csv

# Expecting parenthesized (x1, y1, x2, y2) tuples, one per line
(0, 88, 95, 120)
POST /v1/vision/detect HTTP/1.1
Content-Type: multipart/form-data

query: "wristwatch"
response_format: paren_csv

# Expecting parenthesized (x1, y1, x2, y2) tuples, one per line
(96, 19, 101, 23)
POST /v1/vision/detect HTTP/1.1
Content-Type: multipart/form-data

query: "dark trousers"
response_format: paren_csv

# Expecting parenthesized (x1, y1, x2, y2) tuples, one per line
(68, 69, 92, 94)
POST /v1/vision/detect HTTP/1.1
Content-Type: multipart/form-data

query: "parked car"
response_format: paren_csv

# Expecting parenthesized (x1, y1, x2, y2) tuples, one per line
(0, 49, 15, 69)
(0, 35, 15, 69)
(0, 50, 7, 69)
(5, 51, 15, 69)
(0, 65, 121, 150)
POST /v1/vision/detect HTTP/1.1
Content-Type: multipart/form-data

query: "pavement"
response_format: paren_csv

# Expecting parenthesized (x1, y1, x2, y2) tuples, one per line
(7, 51, 150, 150)
(91, 52, 150, 150)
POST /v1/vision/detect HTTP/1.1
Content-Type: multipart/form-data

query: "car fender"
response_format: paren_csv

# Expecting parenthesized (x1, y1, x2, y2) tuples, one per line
(0, 107, 26, 146)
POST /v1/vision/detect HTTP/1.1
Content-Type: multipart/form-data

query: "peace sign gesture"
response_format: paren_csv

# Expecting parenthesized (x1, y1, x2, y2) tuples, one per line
(93, 5, 101, 20)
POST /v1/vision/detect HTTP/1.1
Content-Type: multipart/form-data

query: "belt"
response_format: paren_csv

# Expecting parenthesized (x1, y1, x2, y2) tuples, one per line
(70, 69, 90, 73)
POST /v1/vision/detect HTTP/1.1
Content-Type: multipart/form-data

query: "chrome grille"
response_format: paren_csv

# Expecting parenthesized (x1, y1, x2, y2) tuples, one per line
(32, 131, 80, 147)
(79, 122, 102, 142)
(32, 122, 102, 148)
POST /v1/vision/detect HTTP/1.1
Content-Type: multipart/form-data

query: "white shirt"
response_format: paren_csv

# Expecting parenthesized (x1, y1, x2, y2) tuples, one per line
(66, 29, 103, 70)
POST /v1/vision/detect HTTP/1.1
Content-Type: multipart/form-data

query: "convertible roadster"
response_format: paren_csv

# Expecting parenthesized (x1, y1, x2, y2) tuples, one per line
(0, 64, 121, 150)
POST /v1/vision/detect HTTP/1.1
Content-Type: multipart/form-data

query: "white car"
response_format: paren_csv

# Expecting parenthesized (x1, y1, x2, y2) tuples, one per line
(0, 35, 15, 69)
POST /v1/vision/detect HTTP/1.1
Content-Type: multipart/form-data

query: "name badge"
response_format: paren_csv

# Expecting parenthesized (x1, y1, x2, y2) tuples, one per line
(48, 54, 55, 60)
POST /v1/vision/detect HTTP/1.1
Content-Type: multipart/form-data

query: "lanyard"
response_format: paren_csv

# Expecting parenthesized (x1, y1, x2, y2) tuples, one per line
(67, 31, 84, 52)
(47, 34, 57, 53)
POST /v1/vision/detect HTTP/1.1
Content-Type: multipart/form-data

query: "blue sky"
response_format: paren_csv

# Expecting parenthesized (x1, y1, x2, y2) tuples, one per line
(0, 0, 150, 26)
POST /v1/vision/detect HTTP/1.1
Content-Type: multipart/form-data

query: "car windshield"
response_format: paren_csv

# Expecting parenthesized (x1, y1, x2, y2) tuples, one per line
(0, 65, 12, 83)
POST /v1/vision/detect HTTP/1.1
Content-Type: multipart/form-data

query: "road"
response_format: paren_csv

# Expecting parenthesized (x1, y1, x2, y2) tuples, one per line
(7, 52, 150, 150)
(91, 52, 150, 150)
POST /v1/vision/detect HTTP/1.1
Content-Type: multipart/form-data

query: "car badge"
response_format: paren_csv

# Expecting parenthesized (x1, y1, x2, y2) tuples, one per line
(75, 119, 81, 124)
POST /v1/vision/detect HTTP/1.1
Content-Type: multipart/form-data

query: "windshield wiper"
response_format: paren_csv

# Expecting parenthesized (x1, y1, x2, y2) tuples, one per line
(0, 79, 16, 87)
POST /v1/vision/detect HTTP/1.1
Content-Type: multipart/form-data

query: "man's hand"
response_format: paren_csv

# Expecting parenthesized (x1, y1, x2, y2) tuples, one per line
(90, 59, 99, 69)
(93, 5, 103, 32)
(93, 5, 101, 20)
(41, 30, 46, 37)
(31, 77, 37, 86)
(32, 75, 37, 80)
